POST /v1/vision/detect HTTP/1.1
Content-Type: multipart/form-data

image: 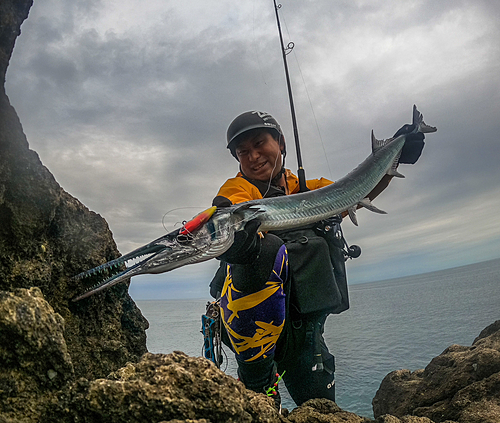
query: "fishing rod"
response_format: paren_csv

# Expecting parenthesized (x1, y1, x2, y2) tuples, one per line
(273, 0, 308, 193)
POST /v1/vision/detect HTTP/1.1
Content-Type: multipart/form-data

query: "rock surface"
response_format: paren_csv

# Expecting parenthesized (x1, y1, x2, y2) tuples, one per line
(0, 0, 148, 381)
(44, 352, 284, 423)
(373, 320, 500, 423)
(5, 286, 488, 423)
(0, 287, 74, 422)
(287, 398, 371, 422)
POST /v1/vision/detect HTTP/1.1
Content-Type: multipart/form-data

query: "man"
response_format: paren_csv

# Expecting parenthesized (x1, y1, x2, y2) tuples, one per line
(209, 110, 424, 408)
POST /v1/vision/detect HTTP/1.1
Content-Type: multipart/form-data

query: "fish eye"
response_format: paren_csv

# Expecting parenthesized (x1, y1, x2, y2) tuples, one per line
(177, 233, 192, 243)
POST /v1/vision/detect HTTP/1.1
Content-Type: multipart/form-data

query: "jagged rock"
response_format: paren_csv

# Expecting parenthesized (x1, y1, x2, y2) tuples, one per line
(43, 352, 286, 423)
(473, 320, 500, 343)
(287, 398, 371, 422)
(374, 416, 454, 423)
(372, 320, 500, 423)
(0, 287, 73, 422)
(0, 0, 148, 381)
(5, 288, 495, 423)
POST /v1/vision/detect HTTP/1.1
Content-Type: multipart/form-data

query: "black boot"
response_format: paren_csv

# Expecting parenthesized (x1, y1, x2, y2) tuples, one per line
(237, 355, 282, 411)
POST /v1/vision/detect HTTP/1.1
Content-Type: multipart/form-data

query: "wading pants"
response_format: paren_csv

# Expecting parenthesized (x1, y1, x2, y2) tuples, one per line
(219, 233, 336, 405)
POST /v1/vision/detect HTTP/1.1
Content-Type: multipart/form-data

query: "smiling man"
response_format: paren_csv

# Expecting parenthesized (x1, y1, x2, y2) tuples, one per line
(213, 111, 333, 207)
(209, 111, 340, 411)
(234, 127, 283, 181)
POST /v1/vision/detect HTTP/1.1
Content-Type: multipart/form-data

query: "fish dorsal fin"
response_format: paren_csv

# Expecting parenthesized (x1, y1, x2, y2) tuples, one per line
(371, 130, 390, 153)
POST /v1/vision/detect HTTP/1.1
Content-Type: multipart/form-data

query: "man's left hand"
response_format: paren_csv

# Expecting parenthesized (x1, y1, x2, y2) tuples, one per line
(393, 124, 425, 165)
(399, 132, 425, 164)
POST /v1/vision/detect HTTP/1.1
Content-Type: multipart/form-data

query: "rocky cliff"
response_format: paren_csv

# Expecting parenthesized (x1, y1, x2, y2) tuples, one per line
(0, 0, 148, 381)
(373, 320, 500, 423)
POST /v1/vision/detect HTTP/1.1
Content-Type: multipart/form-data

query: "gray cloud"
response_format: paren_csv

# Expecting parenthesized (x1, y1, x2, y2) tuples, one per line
(6, 0, 500, 298)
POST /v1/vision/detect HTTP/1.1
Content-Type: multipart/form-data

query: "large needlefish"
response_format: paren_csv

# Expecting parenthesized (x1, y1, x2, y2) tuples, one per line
(73, 105, 437, 301)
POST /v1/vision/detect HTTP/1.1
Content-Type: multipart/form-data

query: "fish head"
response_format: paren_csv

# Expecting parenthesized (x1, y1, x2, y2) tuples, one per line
(72, 209, 237, 301)
(141, 210, 237, 273)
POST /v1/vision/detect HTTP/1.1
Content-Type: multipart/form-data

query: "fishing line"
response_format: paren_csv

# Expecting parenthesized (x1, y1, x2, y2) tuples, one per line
(161, 207, 210, 232)
(162, 201, 265, 247)
(252, 1, 276, 112)
(194, 207, 266, 253)
(279, 6, 334, 181)
(169, 203, 263, 253)
(293, 55, 334, 180)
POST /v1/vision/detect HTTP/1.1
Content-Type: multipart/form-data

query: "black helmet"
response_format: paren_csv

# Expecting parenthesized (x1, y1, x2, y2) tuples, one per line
(226, 111, 283, 155)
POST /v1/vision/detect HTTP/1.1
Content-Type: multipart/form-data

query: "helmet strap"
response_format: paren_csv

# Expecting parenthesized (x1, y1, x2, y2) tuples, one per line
(271, 165, 286, 186)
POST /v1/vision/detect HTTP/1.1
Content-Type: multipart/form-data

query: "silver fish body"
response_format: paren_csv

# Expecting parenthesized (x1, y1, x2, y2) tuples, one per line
(73, 105, 436, 301)
(231, 132, 406, 231)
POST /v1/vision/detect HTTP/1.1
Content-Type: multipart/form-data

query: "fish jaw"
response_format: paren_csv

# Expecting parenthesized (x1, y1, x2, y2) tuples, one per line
(72, 230, 183, 301)
(73, 209, 237, 301)
(72, 259, 150, 301)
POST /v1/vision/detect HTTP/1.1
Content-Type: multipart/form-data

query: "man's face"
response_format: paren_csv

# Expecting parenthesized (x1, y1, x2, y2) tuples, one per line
(235, 130, 283, 181)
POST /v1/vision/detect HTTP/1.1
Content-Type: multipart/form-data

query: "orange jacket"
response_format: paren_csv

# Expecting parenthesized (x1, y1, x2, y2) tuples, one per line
(214, 169, 333, 205)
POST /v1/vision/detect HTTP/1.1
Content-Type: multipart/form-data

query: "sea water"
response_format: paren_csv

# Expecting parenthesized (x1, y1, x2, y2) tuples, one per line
(136, 258, 500, 418)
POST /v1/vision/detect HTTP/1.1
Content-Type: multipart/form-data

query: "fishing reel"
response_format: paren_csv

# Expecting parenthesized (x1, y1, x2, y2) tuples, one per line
(319, 215, 361, 261)
(346, 244, 361, 259)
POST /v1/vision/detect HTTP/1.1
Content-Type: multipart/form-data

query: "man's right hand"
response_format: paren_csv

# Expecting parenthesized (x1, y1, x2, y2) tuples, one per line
(218, 219, 262, 264)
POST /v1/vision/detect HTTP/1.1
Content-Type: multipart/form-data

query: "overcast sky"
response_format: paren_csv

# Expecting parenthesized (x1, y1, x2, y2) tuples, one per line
(6, 0, 500, 300)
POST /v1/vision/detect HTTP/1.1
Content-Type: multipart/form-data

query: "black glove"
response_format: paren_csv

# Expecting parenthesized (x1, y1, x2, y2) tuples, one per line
(218, 219, 262, 264)
(393, 125, 425, 165)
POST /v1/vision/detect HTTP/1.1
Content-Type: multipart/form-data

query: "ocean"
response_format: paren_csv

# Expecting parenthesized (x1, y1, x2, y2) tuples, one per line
(136, 258, 500, 418)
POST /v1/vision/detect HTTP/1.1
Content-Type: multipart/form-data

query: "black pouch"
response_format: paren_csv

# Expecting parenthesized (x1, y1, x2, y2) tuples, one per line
(273, 222, 348, 317)
(316, 217, 350, 315)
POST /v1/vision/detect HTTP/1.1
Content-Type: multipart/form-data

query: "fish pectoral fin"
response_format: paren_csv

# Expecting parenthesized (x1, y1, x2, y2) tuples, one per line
(348, 207, 358, 226)
(358, 198, 387, 215)
(231, 204, 265, 223)
(386, 146, 405, 178)
(232, 203, 262, 213)
(387, 166, 405, 178)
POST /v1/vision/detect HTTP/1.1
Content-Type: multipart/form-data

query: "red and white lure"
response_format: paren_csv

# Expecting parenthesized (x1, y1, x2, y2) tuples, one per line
(179, 206, 217, 236)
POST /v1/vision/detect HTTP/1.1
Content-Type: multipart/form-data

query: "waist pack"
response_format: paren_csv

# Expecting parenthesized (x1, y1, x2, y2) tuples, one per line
(272, 216, 350, 317)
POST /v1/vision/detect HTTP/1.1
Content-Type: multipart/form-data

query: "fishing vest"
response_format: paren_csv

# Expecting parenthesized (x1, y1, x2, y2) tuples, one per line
(270, 219, 349, 318)
(243, 175, 350, 318)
